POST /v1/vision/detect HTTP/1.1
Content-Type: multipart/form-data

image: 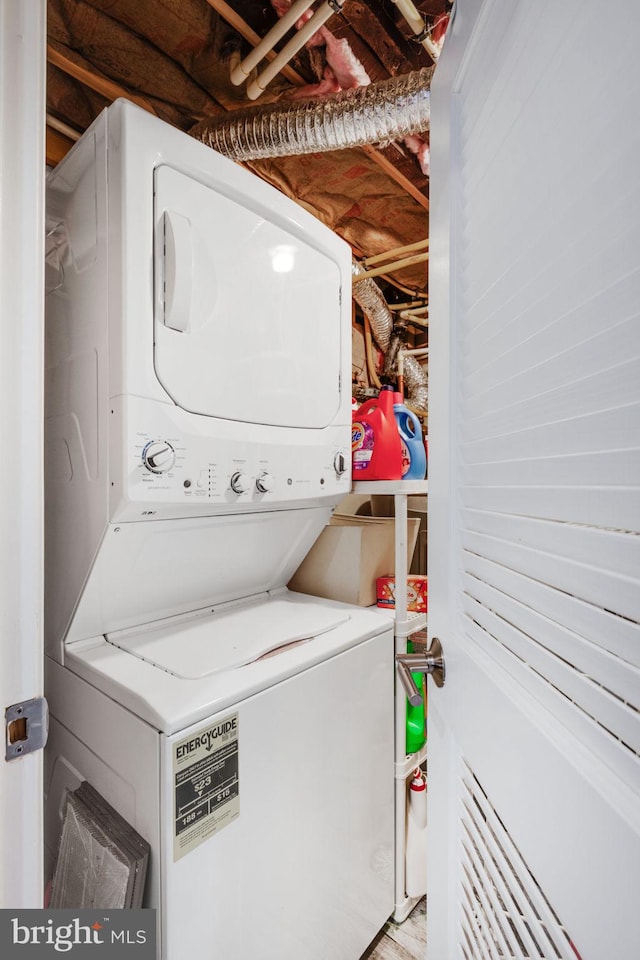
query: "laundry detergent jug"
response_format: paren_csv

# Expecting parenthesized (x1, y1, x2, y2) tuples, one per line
(352, 385, 403, 480)
(393, 394, 427, 480)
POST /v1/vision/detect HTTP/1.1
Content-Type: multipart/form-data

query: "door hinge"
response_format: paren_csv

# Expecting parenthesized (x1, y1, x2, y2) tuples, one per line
(5, 696, 49, 761)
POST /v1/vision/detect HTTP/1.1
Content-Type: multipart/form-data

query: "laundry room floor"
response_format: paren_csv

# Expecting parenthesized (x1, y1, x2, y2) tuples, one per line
(360, 898, 426, 960)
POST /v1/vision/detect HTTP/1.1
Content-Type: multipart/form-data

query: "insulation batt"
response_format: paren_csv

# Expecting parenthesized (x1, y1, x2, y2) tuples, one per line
(313, 27, 372, 88)
(289, 66, 341, 99)
(270, 0, 429, 175)
(403, 134, 430, 177)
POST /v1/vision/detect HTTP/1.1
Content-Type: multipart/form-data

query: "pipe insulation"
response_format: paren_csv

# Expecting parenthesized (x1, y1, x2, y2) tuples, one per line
(190, 67, 431, 161)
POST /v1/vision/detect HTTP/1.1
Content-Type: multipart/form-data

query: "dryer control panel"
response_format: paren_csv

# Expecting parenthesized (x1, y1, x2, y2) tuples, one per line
(110, 397, 350, 521)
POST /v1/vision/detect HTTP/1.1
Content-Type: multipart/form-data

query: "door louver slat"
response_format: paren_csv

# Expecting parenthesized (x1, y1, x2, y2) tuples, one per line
(459, 765, 577, 959)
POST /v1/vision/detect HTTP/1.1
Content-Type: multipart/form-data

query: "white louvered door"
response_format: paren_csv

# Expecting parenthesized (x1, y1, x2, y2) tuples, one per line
(426, 1, 640, 958)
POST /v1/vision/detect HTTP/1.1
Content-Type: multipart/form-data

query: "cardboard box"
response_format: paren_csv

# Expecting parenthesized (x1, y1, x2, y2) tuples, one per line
(370, 494, 427, 576)
(288, 514, 420, 607)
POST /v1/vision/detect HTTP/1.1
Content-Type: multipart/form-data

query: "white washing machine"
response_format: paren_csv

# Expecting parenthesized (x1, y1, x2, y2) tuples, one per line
(44, 101, 394, 958)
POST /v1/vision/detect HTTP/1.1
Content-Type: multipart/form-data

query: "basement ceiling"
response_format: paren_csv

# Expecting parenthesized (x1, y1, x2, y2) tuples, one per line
(46, 0, 451, 296)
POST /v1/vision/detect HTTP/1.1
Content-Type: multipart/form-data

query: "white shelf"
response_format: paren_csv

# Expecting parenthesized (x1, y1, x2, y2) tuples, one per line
(352, 479, 427, 495)
(370, 606, 427, 638)
(351, 477, 428, 920)
(395, 613, 427, 638)
(395, 741, 428, 780)
(352, 480, 428, 923)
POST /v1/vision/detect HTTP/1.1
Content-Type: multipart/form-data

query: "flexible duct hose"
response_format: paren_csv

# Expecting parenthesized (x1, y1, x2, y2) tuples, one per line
(191, 68, 431, 161)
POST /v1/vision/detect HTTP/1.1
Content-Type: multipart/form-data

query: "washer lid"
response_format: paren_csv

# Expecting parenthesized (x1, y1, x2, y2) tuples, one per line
(106, 598, 350, 680)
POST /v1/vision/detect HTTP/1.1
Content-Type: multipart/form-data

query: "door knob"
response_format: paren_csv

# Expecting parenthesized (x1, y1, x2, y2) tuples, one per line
(396, 637, 446, 704)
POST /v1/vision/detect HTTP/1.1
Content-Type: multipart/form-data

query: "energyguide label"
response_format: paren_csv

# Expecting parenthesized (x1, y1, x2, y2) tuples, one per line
(173, 714, 240, 861)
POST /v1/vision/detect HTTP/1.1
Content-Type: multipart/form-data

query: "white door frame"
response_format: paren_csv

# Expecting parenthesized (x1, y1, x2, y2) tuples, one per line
(0, 0, 46, 907)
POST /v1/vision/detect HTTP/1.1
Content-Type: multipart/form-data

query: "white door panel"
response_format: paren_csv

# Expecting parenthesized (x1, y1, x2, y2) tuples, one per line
(428, 0, 640, 957)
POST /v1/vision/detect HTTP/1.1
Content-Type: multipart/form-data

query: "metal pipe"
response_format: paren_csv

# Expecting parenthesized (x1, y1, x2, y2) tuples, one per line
(246, 0, 343, 101)
(397, 659, 423, 706)
(230, 0, 316, 86)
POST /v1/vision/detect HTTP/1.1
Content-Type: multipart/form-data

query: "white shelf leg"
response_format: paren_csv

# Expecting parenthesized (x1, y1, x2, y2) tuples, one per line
(393, 492, 410, 915)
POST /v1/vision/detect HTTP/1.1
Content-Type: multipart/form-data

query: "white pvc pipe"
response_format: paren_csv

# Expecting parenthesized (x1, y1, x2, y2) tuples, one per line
(363, 238, 429, 267)
(352, 252, 429, 283)
(231, 0, 316, 86)
(391, 0, 441, 61)
(46, 112, 80, 141)
(247, 0, 341, 101)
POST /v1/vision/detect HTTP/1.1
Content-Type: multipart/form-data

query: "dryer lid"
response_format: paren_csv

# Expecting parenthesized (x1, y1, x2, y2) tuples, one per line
(105, 597, 350, 680)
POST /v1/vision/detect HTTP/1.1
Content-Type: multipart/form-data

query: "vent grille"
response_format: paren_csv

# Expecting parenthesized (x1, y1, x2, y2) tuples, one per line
(459, 765, 579, 960)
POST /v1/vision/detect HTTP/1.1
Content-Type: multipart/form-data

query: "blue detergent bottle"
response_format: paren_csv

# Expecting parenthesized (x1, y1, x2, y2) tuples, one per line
(393, 393, 427, 480)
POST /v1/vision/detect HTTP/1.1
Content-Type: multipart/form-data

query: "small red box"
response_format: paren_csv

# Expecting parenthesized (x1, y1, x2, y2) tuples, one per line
(376, 575, 427, 613)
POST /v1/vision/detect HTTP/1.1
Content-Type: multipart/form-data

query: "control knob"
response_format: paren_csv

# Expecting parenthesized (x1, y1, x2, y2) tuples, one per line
(142, 440, 176, 474)
(230, 471, 251, 494)
(256, 472, 275, 493)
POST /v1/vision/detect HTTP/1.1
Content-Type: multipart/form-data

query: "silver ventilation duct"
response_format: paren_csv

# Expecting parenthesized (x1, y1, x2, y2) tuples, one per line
(403, 354, 428, 413)
(384, 320, 428, 414)
(351, 260, 393, 352)
(190, 68, 431, 161)
(352, 264, 427, 413)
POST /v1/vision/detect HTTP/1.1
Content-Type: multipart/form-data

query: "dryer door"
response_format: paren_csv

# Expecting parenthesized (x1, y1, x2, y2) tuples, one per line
(153, 164, 343, 429)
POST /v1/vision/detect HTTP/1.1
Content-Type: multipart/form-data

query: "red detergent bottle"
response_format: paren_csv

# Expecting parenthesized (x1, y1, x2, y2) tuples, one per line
(352, 385, 403, 480)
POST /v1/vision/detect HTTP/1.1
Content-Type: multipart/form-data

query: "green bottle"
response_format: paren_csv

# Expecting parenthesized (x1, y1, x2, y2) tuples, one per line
(405, 640, 427, 754)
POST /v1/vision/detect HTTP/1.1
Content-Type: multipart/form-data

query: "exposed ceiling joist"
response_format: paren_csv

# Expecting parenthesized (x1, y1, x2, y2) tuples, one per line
(204, 0, 304, 87)
(207, 0, 429, 211)
(47, 45, 159, 116)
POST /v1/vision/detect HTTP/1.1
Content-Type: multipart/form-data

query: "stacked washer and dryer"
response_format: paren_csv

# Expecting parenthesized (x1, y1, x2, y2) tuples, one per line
(43, 100, 394, 958)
